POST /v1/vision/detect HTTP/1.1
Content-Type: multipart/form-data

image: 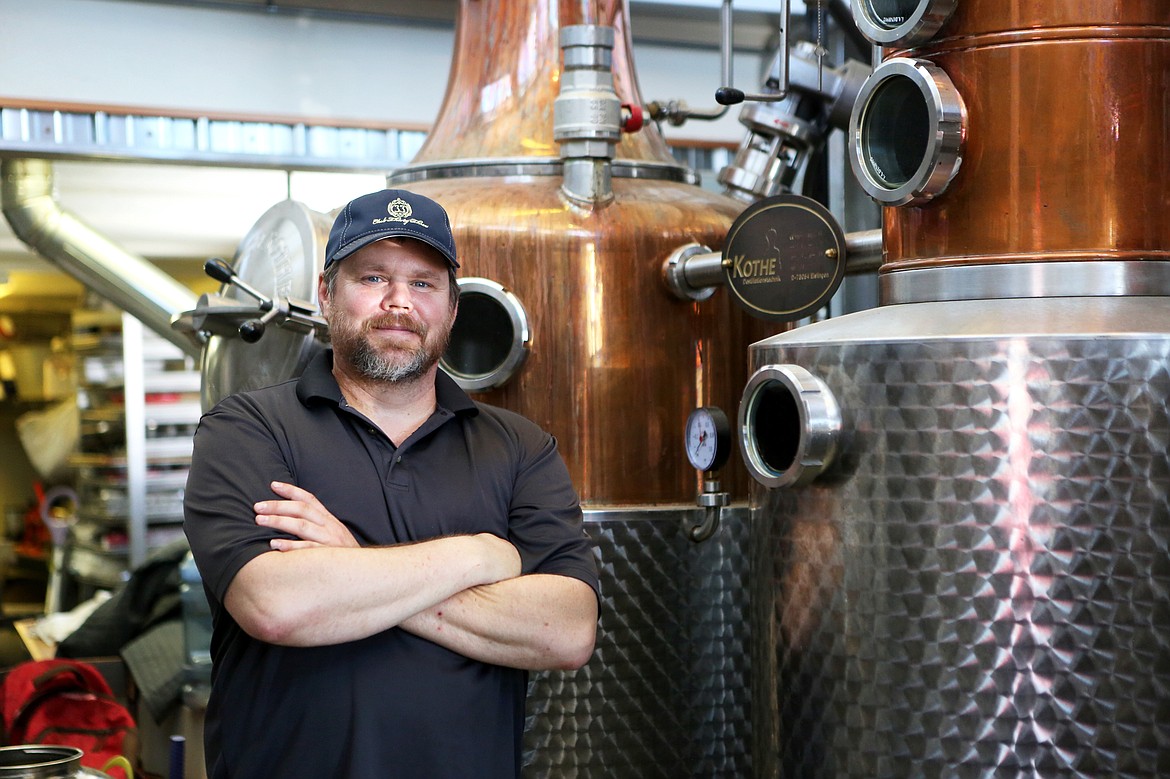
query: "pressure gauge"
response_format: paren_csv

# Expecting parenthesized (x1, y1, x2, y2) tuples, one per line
(685, 406, 732, 472)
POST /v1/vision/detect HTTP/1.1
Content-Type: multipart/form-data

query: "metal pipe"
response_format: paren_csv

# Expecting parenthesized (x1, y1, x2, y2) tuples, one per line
(1, 158, 201, 358)
(842, 228, 884, 274)
(715, 0, 790, 105)
(721, 0, 734, 91)
(663, 228, 883, 301)
(688, 478, 730, 542)
(645, 99, 729, 125)
(642, 2, 733, 124)
(775, 0, 791, 97)
(553, 25, 621, 204)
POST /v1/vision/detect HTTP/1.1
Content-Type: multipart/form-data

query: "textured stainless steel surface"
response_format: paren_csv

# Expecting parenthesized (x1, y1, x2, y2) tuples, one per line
(525, 507, 753, 778)
(748, 297, 1170, 777)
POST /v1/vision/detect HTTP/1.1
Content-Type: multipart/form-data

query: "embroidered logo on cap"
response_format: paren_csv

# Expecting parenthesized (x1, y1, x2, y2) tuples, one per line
(372, 197, 428, 228)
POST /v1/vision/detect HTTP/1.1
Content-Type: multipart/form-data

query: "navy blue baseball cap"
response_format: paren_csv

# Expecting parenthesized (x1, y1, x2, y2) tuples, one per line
(325, 189, 459, 269)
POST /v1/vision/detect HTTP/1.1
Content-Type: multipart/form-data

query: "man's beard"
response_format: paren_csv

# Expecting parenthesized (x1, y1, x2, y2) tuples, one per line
(329, 309, 452, 384)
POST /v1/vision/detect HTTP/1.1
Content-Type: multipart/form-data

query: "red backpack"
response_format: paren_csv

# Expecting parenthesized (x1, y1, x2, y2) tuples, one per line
(1, 659, 137, 779)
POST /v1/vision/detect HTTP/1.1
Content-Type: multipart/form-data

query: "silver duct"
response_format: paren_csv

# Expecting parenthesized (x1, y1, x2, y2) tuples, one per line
(1, 158, 202, 358)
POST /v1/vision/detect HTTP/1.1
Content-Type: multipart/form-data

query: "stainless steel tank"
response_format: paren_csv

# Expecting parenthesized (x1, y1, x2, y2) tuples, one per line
(742, 3, 1170, 776)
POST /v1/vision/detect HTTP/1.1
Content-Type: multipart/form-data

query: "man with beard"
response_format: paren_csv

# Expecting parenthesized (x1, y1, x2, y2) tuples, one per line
(183, 189, 599, 779)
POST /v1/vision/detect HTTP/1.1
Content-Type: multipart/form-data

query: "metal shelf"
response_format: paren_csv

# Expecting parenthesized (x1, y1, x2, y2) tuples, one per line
(67, 311, 200, 590)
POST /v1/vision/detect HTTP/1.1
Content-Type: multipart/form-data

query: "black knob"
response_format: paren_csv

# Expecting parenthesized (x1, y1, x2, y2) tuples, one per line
(204, 257, 236, 284)
(239, 319, 265, 343)
(715, 87, 745, 106)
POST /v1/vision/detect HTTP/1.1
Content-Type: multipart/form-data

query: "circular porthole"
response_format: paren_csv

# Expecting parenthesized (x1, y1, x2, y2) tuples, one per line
(852, 0, 957, 47)
(848, 57, 965, 206)
(738, 364, 841, 489)
(440, 278, 530, 393)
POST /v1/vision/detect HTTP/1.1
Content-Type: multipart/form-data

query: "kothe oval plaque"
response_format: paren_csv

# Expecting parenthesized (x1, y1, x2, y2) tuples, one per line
(722, 194, 847, 322)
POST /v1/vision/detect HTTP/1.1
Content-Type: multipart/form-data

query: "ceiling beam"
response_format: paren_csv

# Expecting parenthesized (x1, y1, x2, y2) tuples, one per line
(132, 0, 784, 51)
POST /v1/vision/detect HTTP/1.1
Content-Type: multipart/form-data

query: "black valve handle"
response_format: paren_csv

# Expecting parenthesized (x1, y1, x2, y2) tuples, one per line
(239, 318, 266, 343)
(240, 307, 281, 344)
(715, 87, 745, 106)
(204, 257, 272, 307)
(204, 257, 237, 284)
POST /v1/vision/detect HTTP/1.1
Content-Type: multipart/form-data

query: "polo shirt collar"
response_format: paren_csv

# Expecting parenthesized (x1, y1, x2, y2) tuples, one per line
(296, 348, 478, 417)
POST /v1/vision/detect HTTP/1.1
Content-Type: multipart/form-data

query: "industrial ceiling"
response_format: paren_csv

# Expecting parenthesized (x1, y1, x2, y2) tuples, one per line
(0, 0, 790, 309)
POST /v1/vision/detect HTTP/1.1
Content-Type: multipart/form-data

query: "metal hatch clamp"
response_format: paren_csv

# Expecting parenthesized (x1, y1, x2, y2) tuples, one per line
(173, 258, 328, 344)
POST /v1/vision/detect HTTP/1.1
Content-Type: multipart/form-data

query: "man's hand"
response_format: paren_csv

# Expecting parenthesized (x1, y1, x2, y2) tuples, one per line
(254, 481, 360, 550)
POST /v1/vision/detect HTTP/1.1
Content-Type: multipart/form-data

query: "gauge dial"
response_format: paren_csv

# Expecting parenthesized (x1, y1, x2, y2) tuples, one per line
(685, 406, 732, 472)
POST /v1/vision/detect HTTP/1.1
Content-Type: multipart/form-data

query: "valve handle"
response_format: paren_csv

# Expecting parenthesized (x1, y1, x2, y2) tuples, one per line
(239, 306, 281, 343)
(621, 102, 645, 133)
(715, 87, 745, 106)
(239, 319, 266, 343)
(204, 257, 237, 284)
(205, 257, 272, 306)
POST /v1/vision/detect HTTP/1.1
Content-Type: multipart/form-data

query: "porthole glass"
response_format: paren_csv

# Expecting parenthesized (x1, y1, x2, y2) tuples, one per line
(852, 0, 957, 46)
(848, 58, 966, 206)
(440, 278, 530, 392)
(739, 364, 841, 489)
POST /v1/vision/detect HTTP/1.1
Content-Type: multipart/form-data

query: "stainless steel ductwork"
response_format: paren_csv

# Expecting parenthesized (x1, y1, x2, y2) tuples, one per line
(744, 4, 1170, 776)
(1, 158, 201, 358)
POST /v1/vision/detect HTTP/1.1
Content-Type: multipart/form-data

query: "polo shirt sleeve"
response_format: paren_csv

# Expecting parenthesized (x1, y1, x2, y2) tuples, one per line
(506, 427, 600, 597)
(182, 392, 296, 604)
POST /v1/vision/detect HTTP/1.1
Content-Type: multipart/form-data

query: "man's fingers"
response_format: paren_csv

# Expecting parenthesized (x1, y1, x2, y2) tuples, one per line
(270, 537, 318, 552)
(253, 499, 325, 523)
(257, 513, 318, 538)
(254, 482, 360, 549)
(269, 480, 321, 506)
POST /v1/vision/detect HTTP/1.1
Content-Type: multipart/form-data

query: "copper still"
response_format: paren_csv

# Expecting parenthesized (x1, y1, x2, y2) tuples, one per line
(742, 3, 1170, 776)
(390, 0, 771, 504)
(869, 1, 1170, 277)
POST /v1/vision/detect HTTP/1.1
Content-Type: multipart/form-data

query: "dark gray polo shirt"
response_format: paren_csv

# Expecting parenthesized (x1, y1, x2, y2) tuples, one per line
(183, 350, 598, 779)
